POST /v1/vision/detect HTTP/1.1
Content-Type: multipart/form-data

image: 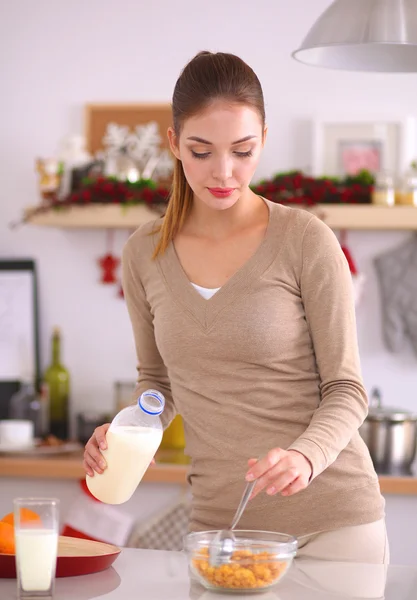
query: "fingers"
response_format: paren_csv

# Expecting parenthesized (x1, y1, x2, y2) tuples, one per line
(250, 459, 299, 499)
(83, 423, 110, 476)
(246, 448, 284, 482)
(245, 449, 310, 499)
(95, 423, 110, 450)
(83, 459, 94, 478)
(84, 449, 106, 476)
(281, 476, 306, 497)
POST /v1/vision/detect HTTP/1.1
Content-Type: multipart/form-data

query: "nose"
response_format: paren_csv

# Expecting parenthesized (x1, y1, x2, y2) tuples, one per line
(212, 155, 233, 183)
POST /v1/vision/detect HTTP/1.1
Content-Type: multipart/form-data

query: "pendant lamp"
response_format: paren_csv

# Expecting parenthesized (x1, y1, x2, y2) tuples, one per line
(292, 0, 417, 72)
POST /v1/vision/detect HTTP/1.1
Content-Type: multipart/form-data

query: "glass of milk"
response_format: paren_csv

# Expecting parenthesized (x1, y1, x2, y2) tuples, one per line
(13, 497, 59, 599)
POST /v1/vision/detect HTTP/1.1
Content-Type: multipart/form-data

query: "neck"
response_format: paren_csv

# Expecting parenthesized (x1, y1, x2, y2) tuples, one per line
(52, 335, 60, 365)
(186, 191, 265, 240)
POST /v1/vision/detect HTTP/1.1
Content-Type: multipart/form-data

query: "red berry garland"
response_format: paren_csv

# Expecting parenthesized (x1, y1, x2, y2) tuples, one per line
(22, 170, 374, 226)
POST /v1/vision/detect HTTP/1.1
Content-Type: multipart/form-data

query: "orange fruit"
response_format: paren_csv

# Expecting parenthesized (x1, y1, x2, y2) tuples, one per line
(1, 508, 41, 528)
(0, 522, 15, 554)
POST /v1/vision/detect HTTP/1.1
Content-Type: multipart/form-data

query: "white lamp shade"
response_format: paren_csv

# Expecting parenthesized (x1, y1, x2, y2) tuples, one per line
(292, 0, 417, 72)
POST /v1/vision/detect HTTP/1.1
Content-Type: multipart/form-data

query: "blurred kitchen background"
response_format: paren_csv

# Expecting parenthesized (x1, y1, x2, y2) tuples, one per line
(1, 0, 417, 565)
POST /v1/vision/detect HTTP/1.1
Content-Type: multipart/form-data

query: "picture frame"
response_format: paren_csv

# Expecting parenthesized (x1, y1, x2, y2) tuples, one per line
(0, 260, 41, 405)
(310, 116, 417, 178)
(84, 103, 173, 156)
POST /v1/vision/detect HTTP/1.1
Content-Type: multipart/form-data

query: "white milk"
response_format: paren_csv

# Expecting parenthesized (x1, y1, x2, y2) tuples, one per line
(86, 425, 162, 504)
(15, 529, 58, 591)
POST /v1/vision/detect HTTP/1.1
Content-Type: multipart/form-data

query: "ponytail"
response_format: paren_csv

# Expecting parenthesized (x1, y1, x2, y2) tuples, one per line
(152, 159, 193, 258)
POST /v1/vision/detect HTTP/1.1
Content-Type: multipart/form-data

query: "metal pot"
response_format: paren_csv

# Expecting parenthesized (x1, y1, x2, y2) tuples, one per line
(359, 388, 417, 475)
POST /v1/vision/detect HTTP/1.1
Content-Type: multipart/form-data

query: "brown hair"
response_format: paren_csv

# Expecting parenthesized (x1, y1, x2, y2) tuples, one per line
(153, 51, 265, 257)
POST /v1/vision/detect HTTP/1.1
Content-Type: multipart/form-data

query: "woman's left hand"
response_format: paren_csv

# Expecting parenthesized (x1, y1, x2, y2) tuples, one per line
(246, 449, 312, 499)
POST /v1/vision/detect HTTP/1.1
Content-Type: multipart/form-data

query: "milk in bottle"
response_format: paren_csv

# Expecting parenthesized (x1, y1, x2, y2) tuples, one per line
(86, 389, 165, 504)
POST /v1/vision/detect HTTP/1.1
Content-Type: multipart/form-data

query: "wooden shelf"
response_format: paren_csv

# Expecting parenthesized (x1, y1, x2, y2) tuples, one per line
(24, 203, 417, 230)
(1, 451, 417, 495)
(0, 450, 189, 485)
(25, 204, 162, 229)
(312, 204, 417, 230)
(377, 475, 417, 496)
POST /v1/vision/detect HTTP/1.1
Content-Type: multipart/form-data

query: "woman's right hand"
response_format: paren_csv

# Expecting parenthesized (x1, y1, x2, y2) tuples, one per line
(83, 423, 110, 477)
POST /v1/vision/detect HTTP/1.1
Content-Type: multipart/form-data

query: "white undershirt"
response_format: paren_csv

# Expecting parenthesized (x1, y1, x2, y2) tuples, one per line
(191, 282, 221, 300)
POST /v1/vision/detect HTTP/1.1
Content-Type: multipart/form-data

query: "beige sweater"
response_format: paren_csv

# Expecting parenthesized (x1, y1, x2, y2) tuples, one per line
(122, 200, 384, 536)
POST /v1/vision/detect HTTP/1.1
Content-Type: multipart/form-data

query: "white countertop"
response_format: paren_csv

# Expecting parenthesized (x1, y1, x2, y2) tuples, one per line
(1, 548, 417, 599)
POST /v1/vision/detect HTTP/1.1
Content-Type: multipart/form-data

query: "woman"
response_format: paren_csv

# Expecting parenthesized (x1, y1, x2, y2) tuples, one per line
(84, 51, 387, 563)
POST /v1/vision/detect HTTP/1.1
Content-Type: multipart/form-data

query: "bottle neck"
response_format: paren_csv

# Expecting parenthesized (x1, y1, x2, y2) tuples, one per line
(51, 333, 61, 365)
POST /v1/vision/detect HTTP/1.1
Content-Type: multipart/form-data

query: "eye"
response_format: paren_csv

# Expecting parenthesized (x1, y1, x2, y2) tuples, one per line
(234, 150, 253, 158)
(191, 150, 210, 160)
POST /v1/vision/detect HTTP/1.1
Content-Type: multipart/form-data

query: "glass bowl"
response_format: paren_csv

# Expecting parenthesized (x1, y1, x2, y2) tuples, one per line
(184, 530, 297, 594)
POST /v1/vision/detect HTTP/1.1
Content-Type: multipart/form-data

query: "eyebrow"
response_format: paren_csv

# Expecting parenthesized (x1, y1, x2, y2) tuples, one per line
(186, 135, 257, 145)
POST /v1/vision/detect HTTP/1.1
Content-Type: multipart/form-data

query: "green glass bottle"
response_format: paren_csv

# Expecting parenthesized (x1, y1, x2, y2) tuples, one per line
(44, 327, 70, 440)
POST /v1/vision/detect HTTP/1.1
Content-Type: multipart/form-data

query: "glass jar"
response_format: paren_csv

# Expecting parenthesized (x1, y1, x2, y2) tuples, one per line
(371, 170, 395, 207)
(395, 162, 417, 206)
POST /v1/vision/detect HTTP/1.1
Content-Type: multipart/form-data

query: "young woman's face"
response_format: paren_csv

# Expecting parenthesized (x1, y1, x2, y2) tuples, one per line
(168, 101, 266, 211)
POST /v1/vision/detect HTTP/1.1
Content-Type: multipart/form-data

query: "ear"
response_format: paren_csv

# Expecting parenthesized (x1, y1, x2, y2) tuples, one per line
(261, 126, 268, 148)
(167, 127, 181, 160)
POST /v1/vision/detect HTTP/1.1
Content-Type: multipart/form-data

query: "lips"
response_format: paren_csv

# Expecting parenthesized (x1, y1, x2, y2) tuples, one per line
(208, 188, 235, 198)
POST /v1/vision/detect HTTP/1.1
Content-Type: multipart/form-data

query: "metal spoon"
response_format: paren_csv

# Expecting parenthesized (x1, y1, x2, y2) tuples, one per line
(209, 479, 257, 567)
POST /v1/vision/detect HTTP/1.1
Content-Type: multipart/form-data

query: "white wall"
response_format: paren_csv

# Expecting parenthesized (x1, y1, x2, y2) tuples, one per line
(1, 0, 417, 417)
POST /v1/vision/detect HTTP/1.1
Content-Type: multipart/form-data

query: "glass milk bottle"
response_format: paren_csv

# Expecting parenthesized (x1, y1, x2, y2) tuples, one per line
(86, 389, 165, 504)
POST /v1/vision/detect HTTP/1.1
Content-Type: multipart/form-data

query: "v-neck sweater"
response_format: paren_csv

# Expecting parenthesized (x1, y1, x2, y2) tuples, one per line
(121, 199, 384, 537)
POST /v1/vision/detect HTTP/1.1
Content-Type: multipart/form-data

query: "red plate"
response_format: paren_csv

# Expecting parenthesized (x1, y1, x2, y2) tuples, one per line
(0, 535, 121, 578)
